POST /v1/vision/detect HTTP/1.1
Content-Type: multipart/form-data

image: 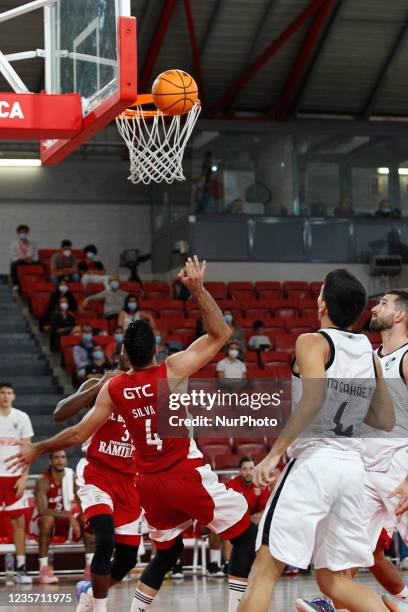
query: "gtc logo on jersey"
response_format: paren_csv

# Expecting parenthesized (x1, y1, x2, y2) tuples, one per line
(123, 385, 154, 400)
(385, 357, 396, 371)
(0, 101, 24, 119)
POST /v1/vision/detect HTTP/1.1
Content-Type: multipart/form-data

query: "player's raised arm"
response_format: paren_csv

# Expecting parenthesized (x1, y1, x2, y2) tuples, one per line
(254, 333, 327, 487)
(166, 256, 231, 379)
(54, 371, 118, 422)
(6, 383, 114, 473)
(363, 354, 395, 432)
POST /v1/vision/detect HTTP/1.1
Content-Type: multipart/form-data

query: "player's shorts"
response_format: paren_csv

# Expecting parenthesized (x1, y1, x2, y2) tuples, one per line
(135, 459, 249, 549)
(364, 446, 408, 551)
(257, 453, 374, 571)
(0, 476, 29, 516)
(29, 516, 82, 542)
(76, 458, 143, 545)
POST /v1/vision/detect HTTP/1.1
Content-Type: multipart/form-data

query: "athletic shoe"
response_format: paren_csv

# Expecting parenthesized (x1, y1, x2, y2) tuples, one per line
(83, 564, 91, 581)
(223, 561, 229, 575)
(15, 566, 32, 584)
(284, 565, 300, 576)
(75, 580, 93, 612)
(207, 562, 225, 577)
(295, 596, 336, 611)
(383, 592, 408, 611)
(171, 563, 184, 579)
(400, 558, 408, 571)
(38, 565, 59, 584)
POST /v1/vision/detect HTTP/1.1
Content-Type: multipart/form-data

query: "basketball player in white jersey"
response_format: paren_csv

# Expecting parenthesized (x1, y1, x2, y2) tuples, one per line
(362, 290, 408, 610)
(238, 269, 396, 612)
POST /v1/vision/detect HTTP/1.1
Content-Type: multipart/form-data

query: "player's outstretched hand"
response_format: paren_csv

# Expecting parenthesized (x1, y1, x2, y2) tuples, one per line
(178, 255, 206, 295)
(253, 454, 280, 488)
(388, 477, 408, 516)
(6, 440, 40, 473)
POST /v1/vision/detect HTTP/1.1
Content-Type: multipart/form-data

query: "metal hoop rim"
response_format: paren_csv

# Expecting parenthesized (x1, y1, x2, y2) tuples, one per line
(117, 94, 201, 120)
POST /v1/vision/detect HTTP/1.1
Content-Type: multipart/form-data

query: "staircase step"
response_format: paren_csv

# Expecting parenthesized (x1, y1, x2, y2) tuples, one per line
(0, 364, 51, 376)
(15, 395, 64, 409)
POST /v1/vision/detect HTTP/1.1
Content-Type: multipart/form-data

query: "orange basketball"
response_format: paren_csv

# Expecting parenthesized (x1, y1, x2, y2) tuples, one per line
(152, 70, 198, 116)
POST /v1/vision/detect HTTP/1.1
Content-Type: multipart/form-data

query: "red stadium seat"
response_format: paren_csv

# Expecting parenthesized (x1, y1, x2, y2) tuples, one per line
(235, 443, 266, 458)
(204, 282, 227, 299)
(18, 265, 45, 295)
(171, 318, 196, 333)
(119, 281, 142, 294)
(255, 281, 282, 296)
(265, 364, 292, 379)
(196, 437, 232, 448)
(354, 309, 371, 331)
(85, 283, 105, 295)
(160, 314, 187, 329)
(216, 300, 243, 317)
(230, 289, 256, 301)
(213, 453, 239, 470)
(283, 281, 310, 294)
(143, 281, 171, 298)
(153, 299, 185, 315)
(271, 332, 298, 355)
(246, 367, 272, 379)
(269, 299, 299, 318)
(364, 331, 382, 347)
(261, 351, 290, 368)
(184, 301, 202, 318)
(245, 353, 259, 368)
(245, 308, 271, 321)
(30, 292, 52, 318)
(285, 318, 315, 333)
(310, 281, 323, 298)
(67, 282, 85, 293)
(77, 318, 109, 333)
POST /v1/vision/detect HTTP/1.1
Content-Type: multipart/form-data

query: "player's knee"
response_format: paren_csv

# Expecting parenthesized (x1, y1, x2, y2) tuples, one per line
(140, 536, 184, 591)
(38, 515, 54, 533)
(10, 514, 25, 528)
(110, 542, 139, 582)
(88, 514, 115, 575)
(229, 522, 257, 579)
(373, 541, 385, 561)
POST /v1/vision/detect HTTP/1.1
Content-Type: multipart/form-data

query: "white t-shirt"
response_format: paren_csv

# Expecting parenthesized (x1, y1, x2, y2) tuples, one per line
(216, 357, 247, 379)
(248, 334, 271, 350)
(0, 408, 34, 476)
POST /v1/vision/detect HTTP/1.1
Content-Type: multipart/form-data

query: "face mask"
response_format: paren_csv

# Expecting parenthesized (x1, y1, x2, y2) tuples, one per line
(62, 249, 71, 258)
(60, 302, 69, 311)
(224, 314, 233, 324)
(82, 333, 92, 343)
(93, 351, 104, 361)
(382, 207, 391, 213)
(228, 349, 239, 359)
(59, 285, 68, 294)
(128, 302, 138, 311)
(18, 233, 28, 241)
(110, 281, 119, 290)
(86, 251, 95, 260)
(155, 335, 162, 345)
(114, 333, 124, 343)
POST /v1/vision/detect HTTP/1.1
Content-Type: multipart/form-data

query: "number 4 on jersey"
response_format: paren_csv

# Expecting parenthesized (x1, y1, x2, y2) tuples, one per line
(145, 418, 163, 451)
(331, 402, 354, 437)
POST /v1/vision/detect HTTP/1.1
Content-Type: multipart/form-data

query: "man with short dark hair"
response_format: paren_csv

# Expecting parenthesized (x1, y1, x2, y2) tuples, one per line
(31, 450, 94, 584)
(50, 240, 79, 283)
(73, 324, 96, 383)
(79, 245, 107, 286)
(0, 382, 34, 583)
(227, 457, 272, 524)
(10, 224, 39, 289)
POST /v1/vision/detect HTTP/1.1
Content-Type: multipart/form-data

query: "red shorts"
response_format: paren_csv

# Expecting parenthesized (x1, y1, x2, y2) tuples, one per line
(0, 476, 29, 517)
(76, 458, 142, 545)
(135, 459, 249, 549)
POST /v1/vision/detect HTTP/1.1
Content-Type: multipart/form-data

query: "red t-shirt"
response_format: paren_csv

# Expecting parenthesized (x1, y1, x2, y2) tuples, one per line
(226, 475, 270, 515)
(43, 471, 64, 512)
(82, 410, 135, 475)
(108, 362, 202, 474)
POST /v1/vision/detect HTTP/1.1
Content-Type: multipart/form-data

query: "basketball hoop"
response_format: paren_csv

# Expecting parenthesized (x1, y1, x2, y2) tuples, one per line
(116, 94, 201, 185)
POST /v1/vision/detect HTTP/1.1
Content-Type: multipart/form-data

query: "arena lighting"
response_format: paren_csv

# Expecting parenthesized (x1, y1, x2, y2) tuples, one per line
(377, 167, 408, 175)
(377, 167, 389, 174)
(0, 158, 41, 167)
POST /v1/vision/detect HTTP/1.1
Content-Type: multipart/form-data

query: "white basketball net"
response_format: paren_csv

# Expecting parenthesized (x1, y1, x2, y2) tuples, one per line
(116, 101, 201, 184)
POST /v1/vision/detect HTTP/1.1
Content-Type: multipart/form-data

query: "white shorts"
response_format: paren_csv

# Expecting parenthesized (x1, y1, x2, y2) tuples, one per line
(364, 446, 408, 550)
(257, 454, 374, 571)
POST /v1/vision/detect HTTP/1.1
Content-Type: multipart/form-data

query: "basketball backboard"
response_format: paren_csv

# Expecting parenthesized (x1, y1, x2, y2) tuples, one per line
(0, 0, 136, 164)
(41, 0, 137, 164)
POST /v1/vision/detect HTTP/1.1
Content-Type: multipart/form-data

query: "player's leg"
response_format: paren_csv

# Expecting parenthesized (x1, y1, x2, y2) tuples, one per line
(371, 537, 408, 601)
(237, 544, 285, 612)
(316, 568, 391, 612)
(9, 512, 32, 584)
(37, 516, 59, 584)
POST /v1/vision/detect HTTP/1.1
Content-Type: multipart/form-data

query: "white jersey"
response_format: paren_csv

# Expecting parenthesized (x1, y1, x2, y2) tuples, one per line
(0, 408, 34, 476)
(361, 342, 408, 472)
(289, 329, 376, 459)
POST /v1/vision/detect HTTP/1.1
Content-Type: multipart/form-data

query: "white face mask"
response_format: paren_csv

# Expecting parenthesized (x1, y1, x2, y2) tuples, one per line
(228, 349, 239, 359)
(62, 249, 71, 258)
(60, 302, 69, 311)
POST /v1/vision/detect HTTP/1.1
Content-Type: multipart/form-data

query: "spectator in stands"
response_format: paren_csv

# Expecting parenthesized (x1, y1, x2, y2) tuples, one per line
(82, 275, 127, 320)
(50, 240, 79, 284)
(333, 196, 355, 218)
(89, 345, 110, 376)
(230, 198, 244, 215)
(49, 297, 76, 352)
(216, 341, 247, 379)
(40, 279, 77, 332)
(78, 244, 107, 287)
(248, 320, 272, 351)
(375, 198, 401, 218)
(153, 327, 168, 364)
(32, 450, 94, 584)
(10, 224, 39, 289)
(117, 294, 143, 329)
(73, 324, 95, 382)
(0, 382, 34, 583)
(223, 309, 245, 356)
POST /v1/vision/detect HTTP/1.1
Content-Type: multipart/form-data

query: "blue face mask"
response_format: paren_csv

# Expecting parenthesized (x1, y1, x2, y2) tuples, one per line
(93, 351, 104, 361)
(18, 233, 28, 241)
(82, 333, 93, 343)
(59, 285, 68, 294)
(155, 335, 162, 345)
(86, 252, 95, 260)
(128, 302, 138, 311)
(110, 281, 119, 290)
(114, 333, 124, 343)
(224, 314, 233, 324)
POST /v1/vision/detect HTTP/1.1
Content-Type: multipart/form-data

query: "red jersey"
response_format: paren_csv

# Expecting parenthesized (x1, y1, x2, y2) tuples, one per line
(43, 471, 64, 512)
(108, 362, 202, 474)
(82, 410, 135, 475)
(226, 475, 270, 515)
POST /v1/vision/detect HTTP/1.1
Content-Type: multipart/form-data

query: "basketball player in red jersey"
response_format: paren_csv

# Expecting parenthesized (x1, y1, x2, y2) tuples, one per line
(8, 257, 258, 612)
(53, 358, 143, 612)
